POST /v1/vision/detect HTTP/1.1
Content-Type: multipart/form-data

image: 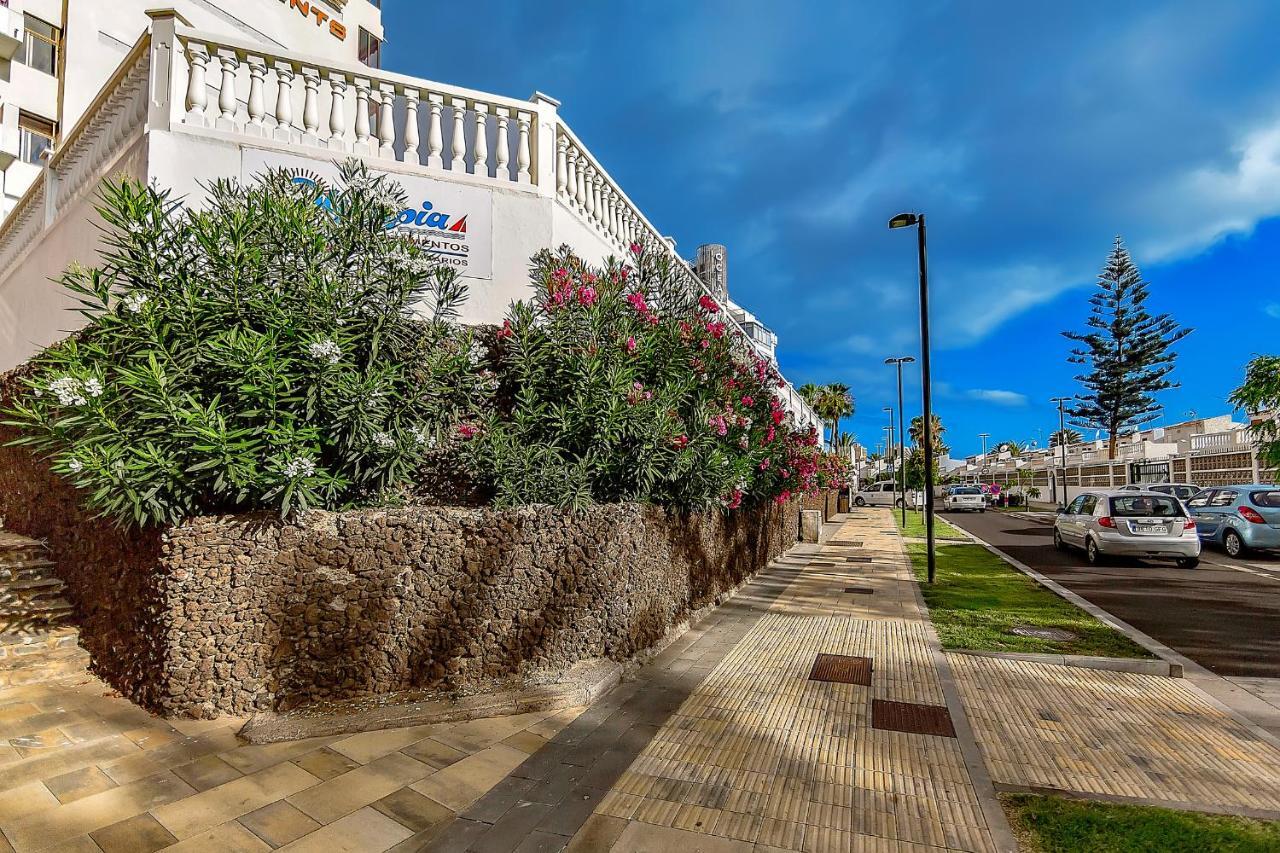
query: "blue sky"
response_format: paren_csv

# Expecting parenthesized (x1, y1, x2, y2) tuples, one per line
(384, 1, 1280, 459)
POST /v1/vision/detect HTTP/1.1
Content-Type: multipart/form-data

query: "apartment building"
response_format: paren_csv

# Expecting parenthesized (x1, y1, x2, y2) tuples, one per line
(0, 0, 384, 216)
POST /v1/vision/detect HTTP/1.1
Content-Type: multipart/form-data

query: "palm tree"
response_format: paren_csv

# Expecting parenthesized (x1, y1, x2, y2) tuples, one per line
(999, 440, 1028, 457)
(908, 414, 948, 454)
(800, 383, 855, 448)
(1050, 428, 1082, 447)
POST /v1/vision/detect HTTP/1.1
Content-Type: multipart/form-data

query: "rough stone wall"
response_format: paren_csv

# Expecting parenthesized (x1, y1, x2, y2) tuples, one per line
(157, 500, 797, 717)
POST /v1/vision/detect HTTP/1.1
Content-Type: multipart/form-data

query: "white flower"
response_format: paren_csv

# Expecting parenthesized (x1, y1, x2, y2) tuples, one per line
(282, 457, 317, 479)
(307, 339, 342, 365)
(121, 292, 149, 314)
(372, 432, 395, 450)
(413, 427, 437, 448)
(468, 341, 485, 365)
(48, 377, 87, 407)
(67, 458, 84, 473)
(83, 377, 103, 398)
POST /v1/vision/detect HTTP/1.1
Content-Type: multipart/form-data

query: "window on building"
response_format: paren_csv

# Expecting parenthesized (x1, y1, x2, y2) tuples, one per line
(18, 113, 56, 165)
(22, 14, 60, 76)
(358, 27, 381, 69)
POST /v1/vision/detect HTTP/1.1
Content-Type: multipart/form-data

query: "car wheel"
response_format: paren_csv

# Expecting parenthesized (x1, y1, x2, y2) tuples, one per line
(1085, 537, 1105, 566)
(854, 496, 866, 507)
(1053, 528, 1066, 551)
(1224, 529, 1246, 558)
(1176, 557, 1200, 569)
(979, 508, 986, 513)
(895, 498, 905, 508)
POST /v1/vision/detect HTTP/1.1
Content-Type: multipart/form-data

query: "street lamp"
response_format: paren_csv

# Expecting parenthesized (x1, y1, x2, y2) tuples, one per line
(978, 433, 990, 476)
(885, 356, 915, 526)
(1050, 396, 1070, 506)
(889, 212, 936, 583)
(883, 407, 896, 512)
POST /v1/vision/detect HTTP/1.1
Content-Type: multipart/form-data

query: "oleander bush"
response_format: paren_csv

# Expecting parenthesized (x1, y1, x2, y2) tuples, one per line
(465, 244, 845, 510)
(4, 161, 486, 526)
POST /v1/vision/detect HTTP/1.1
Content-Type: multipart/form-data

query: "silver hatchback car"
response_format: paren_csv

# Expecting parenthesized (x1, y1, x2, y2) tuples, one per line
(1054, 490, 1201, 568)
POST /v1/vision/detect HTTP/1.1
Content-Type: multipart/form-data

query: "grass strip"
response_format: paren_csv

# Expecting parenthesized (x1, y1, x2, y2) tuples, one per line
(1003, 792, 1280, 853)
(897, 510, 968, 540)
(906, 541, 1152, 658)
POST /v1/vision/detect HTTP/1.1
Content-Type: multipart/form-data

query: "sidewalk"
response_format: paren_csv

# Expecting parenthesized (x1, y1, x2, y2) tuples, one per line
(432, 509, 1014, 852)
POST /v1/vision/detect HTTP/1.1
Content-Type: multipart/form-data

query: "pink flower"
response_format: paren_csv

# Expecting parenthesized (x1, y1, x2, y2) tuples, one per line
(741, 395, 754, 407)
(699, 295, 719, 313)
(457, 423, 478, 439)
(759, 458, 771, 470)
(672, 434, 689, 449)
(629, 242, 643, 255)
(705, 321, 726, 339)
(625, 336, 637, 353)
(626, 292, 649, 315)
(775, 490, 792, 504)
(577, 286, 598, 306)
(496, 319, 514, 340)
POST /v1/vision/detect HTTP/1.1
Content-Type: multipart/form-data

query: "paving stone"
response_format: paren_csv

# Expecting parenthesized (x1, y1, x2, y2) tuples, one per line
(563, 814, 628, 852)
(400, 738, 470, 771)
(372, 786, 455, 833)
(511, 830, 569, 853)
(292, 746, 362, 781)
(151, 762, 319, 840)
(421, 818, 491, 853)
(287, 752, 433, 825)
(466, 777, 537, 824)
(89, 813, 177, 853)
(469, 801, 554, 853)
(238, 800, 322, 847)
(172, 754, 244, 792)
(275, 806, 413, 852)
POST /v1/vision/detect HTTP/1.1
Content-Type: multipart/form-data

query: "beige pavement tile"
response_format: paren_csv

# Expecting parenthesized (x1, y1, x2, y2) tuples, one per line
(44, 766, 118, 804)
(239, 800, 322, 847)
(89, 812, 177, 853)
(370, 786, 452, 833)
(5, 771, 195, 852)
(287, 751, 434, 824)
(500, 730, 548, 755)
(151, 761, 320, 840)
(613, 820, 755, 852)
(172, 754, 243, 792)
(408, 743, 527, 811)
(328, 725, 439, 765)
(162, 820, 273, 853)
(398, 737, 467, 771)
(218, 737, 337, 776)
(275, 806, 413, 853)
(100, 728, 243, 785)
(527, 707, 586, 740)
(1, 735, 140, 792)
(291, 747, 360, 781)
(123, 726, 181, 751)
(0, 780, 59, 822)
(37, 836, 101, 853)
(565, 813, 629, 852)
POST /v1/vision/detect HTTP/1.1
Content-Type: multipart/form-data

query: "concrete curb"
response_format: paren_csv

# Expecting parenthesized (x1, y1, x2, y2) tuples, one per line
(950, 648, 1182, 678)
(994, 781, 1280, 823)
(960, 524, 1280, 747)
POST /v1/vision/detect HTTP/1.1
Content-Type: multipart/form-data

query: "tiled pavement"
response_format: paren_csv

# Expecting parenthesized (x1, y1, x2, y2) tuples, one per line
(951, 653, 1280, 816)
(429, 510, 1011, 852)
(0, 667, 587, 852)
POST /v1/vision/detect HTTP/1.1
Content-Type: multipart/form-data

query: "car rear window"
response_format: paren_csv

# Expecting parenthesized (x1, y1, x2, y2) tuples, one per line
(1251, 490, 1280, 508)
(952, 487, 980, 495)
(1173, 486, 1198, 499)
(1110, 496, 1182, 517)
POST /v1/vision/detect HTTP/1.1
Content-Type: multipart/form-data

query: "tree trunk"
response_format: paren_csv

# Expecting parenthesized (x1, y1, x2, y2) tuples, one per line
(1107, 422, 1118, 460)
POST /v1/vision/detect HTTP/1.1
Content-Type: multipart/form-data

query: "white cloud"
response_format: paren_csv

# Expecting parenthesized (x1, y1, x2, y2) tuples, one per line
(1266, 303, 1280, 319)
(966, 389, 1029, 406)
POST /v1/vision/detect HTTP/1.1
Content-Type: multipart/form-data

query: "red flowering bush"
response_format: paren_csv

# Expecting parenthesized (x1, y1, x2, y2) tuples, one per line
(466, 245, 827, 510)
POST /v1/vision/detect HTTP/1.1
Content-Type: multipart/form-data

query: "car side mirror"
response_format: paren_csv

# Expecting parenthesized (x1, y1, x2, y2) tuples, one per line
(1056, 506, 1067, 514)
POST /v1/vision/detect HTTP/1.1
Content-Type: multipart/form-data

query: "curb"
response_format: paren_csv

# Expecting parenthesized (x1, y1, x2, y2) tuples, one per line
(994, 781, 1280, 823)
(950, 648, 1182, 678)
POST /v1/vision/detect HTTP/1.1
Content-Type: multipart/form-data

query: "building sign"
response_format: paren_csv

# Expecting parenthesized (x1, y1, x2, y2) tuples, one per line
(242, 149, 494, 280)
(275, 0, 348, 41)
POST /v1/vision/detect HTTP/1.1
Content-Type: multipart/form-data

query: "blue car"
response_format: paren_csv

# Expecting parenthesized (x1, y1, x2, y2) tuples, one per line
(1186, 485, 1280, 557)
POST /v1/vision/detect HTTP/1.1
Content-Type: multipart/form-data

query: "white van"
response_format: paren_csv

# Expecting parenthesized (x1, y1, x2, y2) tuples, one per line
(854, 481, 905, 507)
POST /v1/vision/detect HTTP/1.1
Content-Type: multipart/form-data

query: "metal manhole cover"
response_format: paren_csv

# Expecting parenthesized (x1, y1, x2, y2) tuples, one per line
(845, 556, 872, 563)
(871, 700, 956, 737)
(1010, 626, 1077, 642)
(843, 586, 874, 595)
(809, 561, 836, 568)
(808, 654, 872, 686)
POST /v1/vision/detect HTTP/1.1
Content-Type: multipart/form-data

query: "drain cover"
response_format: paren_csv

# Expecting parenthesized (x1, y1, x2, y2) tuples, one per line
(808, 654, 872, 686)
(844, 556, 872, 563)
(1010, 626, 1077, 642)
(871, 700, 956, 737)
(843, 586, 874, 595)
(809, 561, 837, 567)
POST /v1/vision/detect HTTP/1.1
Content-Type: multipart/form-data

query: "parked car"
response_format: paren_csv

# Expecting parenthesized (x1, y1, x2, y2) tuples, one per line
(943, 485, 986, 512)
(1117, 483, 1201, 501)
(1185, 485, 1280, 557)
(854, 481, 907, 508)
(1053, 490, 1200, 568)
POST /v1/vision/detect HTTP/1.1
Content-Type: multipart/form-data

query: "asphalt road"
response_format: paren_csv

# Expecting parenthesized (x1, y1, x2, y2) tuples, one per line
(944, 509, 1280, 678)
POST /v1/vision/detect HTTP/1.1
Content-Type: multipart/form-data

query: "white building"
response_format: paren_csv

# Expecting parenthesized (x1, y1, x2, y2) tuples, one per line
(1, 0, 384, 217)
(0, 4, 823, 429)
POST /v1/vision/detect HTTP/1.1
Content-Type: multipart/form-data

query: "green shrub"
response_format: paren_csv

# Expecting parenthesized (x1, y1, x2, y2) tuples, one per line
(4, 161, 484, 526)
(466, 245, 834, 510)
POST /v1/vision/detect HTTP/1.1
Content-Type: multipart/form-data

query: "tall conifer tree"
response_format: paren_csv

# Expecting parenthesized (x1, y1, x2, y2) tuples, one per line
(1062, 237, 1191, 459)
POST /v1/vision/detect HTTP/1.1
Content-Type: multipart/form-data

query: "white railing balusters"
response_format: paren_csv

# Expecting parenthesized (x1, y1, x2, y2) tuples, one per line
(353, 78, 372, 155)
(472, 104, 489, 176)
(516, 112, 532, 184)
(300, 68, 320, 144)
(273, 62, 296, 142)
(215, 49, 238, 130)
(449, 98, 466, 171)
(403, 88, 420, 164)
(184, 44, 209, 126)
(326, 71, 347, 150)
(555, 136, 568, 199)
(426, 95, 444, 168)
(377, 83, 396, 159)
(494, 107, 510, 181)
(246, 58, 266, 135)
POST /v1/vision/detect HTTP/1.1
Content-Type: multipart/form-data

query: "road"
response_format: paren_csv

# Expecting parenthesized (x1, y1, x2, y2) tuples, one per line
(944, 509, 1280, 678)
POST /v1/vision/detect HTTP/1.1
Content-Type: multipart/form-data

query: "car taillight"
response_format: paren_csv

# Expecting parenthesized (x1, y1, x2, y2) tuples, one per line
(1183, 518, 1196, 530)
(1240, 507, 1266, 524)
(1098, 517, 1115, 528)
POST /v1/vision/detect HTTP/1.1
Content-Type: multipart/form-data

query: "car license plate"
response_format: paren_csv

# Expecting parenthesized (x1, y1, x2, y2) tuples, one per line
(1135, 524, 1164, 534)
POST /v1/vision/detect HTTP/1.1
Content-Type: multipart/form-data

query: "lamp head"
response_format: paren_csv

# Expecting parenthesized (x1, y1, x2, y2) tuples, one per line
(888, 213, 919, 229)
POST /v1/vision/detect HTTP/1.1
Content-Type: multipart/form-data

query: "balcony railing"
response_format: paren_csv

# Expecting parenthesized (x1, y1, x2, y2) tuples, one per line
(1191, 430, 1251, 453)
(0, 13, 824, 432)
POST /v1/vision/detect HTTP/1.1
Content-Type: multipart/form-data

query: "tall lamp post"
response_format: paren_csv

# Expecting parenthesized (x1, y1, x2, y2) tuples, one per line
(888, 212, 936, 583)
(978, 432, 990, 477)
(1050, 396, 1070, 506)
(885, 356, 915, 526)
(882, 408, 896, 511)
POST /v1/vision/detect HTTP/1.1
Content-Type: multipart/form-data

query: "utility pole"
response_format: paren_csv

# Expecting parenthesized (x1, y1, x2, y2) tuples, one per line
(885, 357, 915, 527)
(1051, 396, 1070, 506)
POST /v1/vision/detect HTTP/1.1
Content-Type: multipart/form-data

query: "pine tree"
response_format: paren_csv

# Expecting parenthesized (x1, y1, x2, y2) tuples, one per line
(1062, 237, 1191, 460)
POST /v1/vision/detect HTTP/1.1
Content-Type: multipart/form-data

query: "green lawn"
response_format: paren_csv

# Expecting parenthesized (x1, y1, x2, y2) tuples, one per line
(1004, 793, 1280, 853)
(906, 541, 1152, 658)
(897, 510, 968, 540)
